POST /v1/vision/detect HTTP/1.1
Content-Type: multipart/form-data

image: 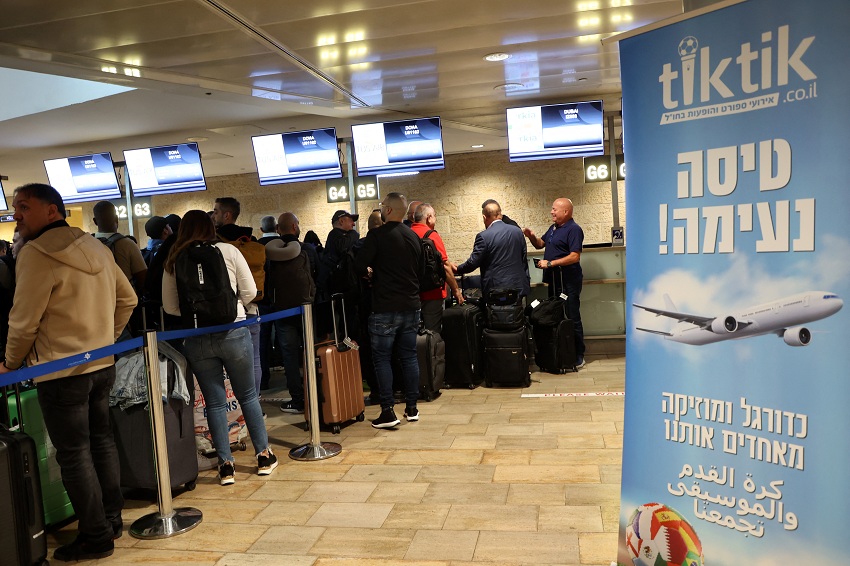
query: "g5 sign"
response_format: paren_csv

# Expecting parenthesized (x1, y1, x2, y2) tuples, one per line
(584, 155, 626, 183)
(326, 176, 379, 203)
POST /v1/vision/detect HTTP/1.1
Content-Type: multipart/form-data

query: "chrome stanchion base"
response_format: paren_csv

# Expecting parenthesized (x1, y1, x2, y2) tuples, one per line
(289, 441, 342, 461)
(130, 507, 203, 540)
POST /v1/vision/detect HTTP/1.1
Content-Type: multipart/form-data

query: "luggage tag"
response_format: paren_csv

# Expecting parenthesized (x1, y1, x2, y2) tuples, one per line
(342, 336, 360, 350)
(530, 299, 540, 308)
(559, 293, 568, 300)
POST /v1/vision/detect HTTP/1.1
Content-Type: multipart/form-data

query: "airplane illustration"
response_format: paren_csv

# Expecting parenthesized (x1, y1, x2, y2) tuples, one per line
(633, 291, 843, 346)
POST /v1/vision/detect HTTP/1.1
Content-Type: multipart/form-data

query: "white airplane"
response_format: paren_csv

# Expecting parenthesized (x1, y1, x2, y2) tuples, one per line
(634, 291, 843, 346)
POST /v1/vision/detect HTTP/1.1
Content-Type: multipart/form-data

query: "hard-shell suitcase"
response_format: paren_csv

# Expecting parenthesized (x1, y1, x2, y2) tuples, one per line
(6, 386, 74, 526)
(111, 352, 198, 493)
(533, 319, 578, 373)
(0, 386, 49, 566)
(442, 302, 484, 389)
(307, 294, 366, 434)
(483, 327, 532, 388)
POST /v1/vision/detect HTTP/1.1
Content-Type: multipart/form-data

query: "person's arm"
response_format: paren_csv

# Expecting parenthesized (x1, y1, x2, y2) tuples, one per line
(3, 247, 51, 369)
(456, 232, 485, 274)
(523, 227, 545, 249)
(114, 263, 138, 339)
(444, 261, 464, 304)
(227, 246, 258, 306)
(546, 251, 581, 269)
(161, 270, 180, 316)
(353, 231, 376, 277)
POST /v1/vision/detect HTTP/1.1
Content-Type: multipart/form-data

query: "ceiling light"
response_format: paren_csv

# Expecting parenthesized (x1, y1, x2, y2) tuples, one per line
(483, 52, 510, 62)
(186, 136, 208, 142)
(471, 144, 485, 149)
(494, 82, 524, 91)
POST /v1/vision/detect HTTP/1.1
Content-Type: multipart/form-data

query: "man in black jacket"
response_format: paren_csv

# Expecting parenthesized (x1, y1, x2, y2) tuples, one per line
(354, 193, 422, 428)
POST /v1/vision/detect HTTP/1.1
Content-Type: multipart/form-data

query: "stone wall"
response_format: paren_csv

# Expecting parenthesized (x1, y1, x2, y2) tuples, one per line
(80, 149, 626, 261)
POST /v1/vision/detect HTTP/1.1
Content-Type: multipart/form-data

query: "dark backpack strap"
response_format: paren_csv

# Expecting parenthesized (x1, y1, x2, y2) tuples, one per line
(98, 233, 125, 251)
(423, 229, 435, 240)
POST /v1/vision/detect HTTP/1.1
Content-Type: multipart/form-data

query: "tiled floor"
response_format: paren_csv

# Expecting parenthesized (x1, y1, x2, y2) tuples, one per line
(48, 353, 624, 565)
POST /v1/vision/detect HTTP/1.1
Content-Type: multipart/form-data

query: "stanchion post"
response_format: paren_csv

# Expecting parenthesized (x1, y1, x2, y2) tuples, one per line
(130, 331, 203, 539)
(289, 303, 342, 461)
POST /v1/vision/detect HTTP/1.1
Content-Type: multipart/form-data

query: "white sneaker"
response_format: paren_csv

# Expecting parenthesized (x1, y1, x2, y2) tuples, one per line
(576, 357, 586, 369)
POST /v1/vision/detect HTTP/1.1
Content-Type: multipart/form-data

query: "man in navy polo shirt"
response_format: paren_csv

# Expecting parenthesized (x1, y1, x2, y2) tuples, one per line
(523, 198, 586, 368)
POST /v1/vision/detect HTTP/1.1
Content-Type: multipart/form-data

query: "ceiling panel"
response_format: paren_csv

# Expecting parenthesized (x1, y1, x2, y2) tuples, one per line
(0, 0, 682, 188)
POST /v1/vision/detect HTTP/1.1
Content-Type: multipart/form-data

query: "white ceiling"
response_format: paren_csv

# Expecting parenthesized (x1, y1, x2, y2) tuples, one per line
(0, 0, 683, 189)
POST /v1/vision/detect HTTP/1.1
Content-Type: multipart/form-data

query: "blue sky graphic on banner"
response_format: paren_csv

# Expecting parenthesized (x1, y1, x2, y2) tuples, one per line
(617, 0, 849, 564)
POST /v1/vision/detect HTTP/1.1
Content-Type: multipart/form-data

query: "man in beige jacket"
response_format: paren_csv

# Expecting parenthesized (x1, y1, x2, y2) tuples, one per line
(0, 183, 137, 562)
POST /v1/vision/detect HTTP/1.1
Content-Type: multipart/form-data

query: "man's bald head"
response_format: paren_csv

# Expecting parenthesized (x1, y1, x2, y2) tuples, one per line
(277, 212, 300, 237)
(381, 192, 408, 222)
(551, 198, 574, 226)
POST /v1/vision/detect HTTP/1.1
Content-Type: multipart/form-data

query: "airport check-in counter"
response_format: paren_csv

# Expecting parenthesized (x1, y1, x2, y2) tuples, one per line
(528, 246, 625, 339)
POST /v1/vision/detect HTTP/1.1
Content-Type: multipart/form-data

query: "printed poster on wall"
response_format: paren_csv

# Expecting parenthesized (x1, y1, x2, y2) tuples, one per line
(617, 0, 848, 564)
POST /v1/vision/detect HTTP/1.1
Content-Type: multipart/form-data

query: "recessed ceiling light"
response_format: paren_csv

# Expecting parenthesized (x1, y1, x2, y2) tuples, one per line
(494, 82, 524, 91)
(483, 52, 510, 62)
(186, 136, 208, 142)
(471, 144, 485, 149)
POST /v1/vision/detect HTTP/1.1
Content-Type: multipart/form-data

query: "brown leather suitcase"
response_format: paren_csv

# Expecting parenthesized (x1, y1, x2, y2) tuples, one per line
(306, 294, 366, 433)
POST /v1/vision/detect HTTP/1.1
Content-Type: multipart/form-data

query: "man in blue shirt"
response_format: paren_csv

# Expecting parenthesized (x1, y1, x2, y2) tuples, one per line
(523, 198, 586, 368)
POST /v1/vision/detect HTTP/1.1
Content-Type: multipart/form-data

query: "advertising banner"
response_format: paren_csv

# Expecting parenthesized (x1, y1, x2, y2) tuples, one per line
(617, 0, 848, 564)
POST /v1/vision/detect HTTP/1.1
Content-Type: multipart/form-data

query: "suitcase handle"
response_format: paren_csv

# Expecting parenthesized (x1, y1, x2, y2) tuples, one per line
(329, 293, 357, 351)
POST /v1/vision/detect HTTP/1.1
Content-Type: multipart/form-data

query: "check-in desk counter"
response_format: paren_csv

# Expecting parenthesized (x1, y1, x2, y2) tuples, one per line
(528, 246, 625, 338)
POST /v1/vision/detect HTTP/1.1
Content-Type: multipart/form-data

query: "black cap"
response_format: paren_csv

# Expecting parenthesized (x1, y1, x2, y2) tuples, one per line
(144, 216, 169, 239)
(164, 214, 181, 233)
(332, 210, 359, 224)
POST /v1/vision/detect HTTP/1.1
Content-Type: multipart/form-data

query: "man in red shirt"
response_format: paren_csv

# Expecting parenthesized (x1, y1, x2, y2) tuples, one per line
(410, 203, 463, 332)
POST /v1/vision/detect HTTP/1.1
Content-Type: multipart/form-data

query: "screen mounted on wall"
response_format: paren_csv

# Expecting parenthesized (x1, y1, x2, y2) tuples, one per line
(252, 128, 342, 185)
(351, 117, 445, 176)
(0, 179, 8, 211)
(507, 100, 604, 162)
(43, 152, 122, 204)
(123, 142, 206, 197)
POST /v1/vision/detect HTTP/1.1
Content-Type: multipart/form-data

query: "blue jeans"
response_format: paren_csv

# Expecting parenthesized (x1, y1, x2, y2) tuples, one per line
(184, 326, 269, 464)
(275, 314, 304, 405)
(248, 322, 262, 395)
(38, 366, 123, 545)
(369, 309, 420, 411)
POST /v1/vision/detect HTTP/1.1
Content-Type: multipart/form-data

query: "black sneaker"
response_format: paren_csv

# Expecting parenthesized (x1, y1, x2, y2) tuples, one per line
(371, 408, 400, 429)
(257, 449, 279, 476)
(404, 407, 419, 422)
(280, 400, 304, 413)
(53, 537, 114, 562)
(219, 461, 235, 486)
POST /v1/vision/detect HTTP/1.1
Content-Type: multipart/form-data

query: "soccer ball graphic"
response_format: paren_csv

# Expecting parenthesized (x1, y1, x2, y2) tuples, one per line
(625, 503, 705, 566)
(678, 36, 699, 58)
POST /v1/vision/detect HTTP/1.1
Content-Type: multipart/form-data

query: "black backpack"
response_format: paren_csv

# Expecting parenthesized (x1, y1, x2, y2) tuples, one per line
(174, 242, 237, 329)
(269, 250, 316, 310)
(418, 229, 446, 292)
(328, 241, 360, 299)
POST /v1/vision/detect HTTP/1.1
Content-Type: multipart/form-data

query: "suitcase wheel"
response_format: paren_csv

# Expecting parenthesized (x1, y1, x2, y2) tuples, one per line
(186, 480, 197, 491)
(233, 441, 247, 451)
(467, 383, 476, 390)
(332, 424, 341, 434)
(356, 412, 365, 422)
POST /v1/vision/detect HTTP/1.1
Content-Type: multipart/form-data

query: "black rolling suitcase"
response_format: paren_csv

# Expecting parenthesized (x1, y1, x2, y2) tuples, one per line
(0, 386, 49, 566)
(110, 350, 198, 493)
(483, 327, 531, 388)
(532, 319, 577, 373)
(391, 327, 445, 402)
(442, 302, 484, 389)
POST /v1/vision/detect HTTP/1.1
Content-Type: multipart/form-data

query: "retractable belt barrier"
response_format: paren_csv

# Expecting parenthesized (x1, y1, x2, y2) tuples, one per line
(0, 306, 302, 388)
(0, 304, 342, 542)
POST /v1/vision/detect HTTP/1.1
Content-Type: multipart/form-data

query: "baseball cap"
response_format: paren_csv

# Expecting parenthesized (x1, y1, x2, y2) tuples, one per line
(144, 216, 169, 239)
(331, 210, 359, 224)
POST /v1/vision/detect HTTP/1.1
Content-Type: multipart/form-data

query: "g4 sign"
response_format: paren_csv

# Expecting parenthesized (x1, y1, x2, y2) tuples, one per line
(583, 155, 626, 183)
(326, 176, 379, 203)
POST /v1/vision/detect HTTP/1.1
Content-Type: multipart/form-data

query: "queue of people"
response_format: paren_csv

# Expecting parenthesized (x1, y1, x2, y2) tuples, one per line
(0, 183, 586, 562)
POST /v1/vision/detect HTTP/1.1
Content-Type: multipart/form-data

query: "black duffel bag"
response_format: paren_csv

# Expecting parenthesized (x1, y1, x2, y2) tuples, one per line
(528, 296, 567, 328)
(486, 304, 526, 330)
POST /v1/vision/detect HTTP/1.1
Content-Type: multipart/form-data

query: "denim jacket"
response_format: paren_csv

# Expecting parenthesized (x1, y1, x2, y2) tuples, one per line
(109, 341, 190, 410)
